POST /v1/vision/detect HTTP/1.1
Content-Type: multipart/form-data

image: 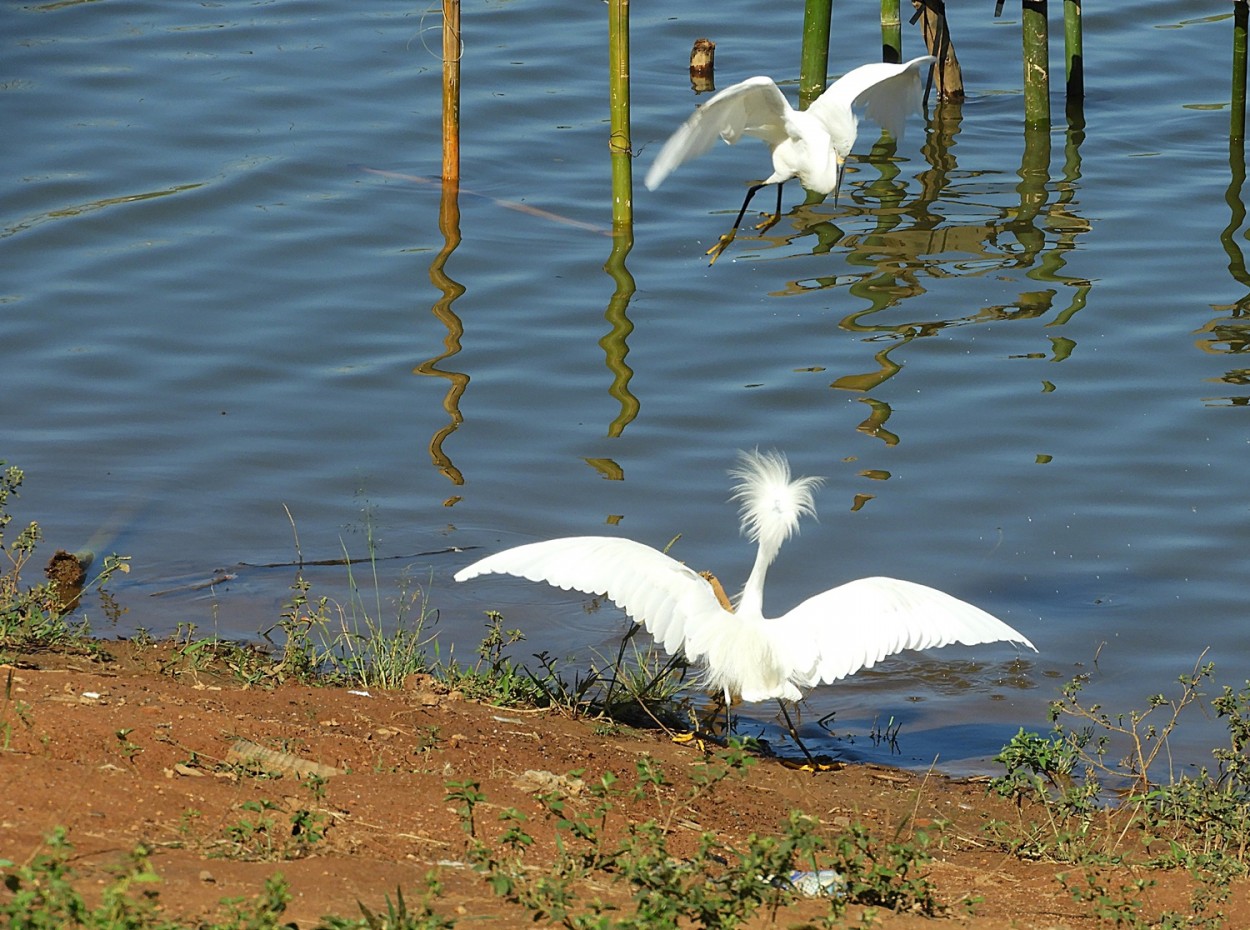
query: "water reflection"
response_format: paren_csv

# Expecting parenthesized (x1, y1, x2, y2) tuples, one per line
(601, 231, 640, 438)
(1196, 47, 1250, 405)
(414, 177, 469, 489)
(600, 0, 640, 440)
(2, 182, 204, 240)
(761, 102, 1095, 442)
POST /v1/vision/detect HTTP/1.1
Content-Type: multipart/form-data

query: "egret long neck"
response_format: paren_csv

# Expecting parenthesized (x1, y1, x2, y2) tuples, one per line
(736, 541, 774, 618)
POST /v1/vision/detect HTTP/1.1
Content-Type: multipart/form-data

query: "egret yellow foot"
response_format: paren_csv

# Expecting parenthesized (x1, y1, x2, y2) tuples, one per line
(753, 211, 781, 232)
(706, 231, 737, 265)
(670, 731, 707, 752)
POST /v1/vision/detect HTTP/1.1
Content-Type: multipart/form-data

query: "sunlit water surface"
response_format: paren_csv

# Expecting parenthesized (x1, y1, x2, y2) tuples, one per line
(5, 0, 1248, 773)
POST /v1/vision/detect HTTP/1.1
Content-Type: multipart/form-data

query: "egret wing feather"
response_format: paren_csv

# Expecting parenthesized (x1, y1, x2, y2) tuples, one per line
(771, 575, 1035, 687)
(808, 56, 935, 144)
(644, 77, 792, 191)
(453, 537, 728, 661)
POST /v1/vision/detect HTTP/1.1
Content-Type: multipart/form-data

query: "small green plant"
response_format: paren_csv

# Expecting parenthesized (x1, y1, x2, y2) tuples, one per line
(221, 799, 282, 860)
(1, 827, 306, 929)
(991, 660, 1250, 927)
(217, 780, 330, 862)
(445, 780, 487, 839)
(437, 612, 550, 707)
(206, 873, 294, 930)
(0, 828, 172, 929)
(0, 463, 130, 652)
(822, 821, 939, 918)
(114, 727, 142, 764)
(450, 745, 939, 928)
(260, 508, 442, 691)
(1058, 870, 1156, 929)
(329, 878, 457, 930)
(1, 666, 33, 751)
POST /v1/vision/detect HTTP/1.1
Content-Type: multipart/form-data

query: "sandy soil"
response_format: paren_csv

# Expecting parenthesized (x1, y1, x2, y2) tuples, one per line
(1, 642, 1243, 928)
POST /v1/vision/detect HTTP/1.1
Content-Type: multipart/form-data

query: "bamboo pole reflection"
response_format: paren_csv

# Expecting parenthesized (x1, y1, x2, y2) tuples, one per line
(412, 0, 468, 489)
(415, 176, 470, 488)
(600, 0, 640, 439)
(779, 89, 1095, 453)
(602, 232, 639, 438)
(1195, 9, 1250, 403)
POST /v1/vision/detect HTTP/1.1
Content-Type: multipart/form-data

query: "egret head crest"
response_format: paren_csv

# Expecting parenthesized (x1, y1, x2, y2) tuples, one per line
(728, 449, 824, 562)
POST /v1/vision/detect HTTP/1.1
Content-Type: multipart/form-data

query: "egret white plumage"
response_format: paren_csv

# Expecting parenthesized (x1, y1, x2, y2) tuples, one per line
(644, 55, 936, 264)
(455, 450, 1035, 756)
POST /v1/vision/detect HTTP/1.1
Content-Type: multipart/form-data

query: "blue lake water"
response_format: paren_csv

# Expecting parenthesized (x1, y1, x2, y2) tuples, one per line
(4, 0, 1248, 773)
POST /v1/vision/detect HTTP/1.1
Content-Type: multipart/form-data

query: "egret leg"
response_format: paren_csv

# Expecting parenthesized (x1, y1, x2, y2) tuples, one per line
(777, 701, 818, 767)
(707, 182, 770, 265)
(694, 689, 733, 739)
(752, 182, 785, 232)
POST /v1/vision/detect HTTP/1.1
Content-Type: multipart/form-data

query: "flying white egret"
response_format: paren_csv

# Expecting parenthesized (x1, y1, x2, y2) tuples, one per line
(455, 449, 1035, 758)
(644, 55, 937, 264)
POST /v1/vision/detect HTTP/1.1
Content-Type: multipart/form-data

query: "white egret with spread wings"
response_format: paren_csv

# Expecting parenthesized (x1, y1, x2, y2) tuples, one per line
(645, 56, 936, 263)
(455, 449, 1034, 757)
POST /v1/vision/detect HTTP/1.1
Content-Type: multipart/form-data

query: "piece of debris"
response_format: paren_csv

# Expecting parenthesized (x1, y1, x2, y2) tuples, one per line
(225, 739, 340, 779)
(44, 549, 91, 611)
(512, 769, 585, 796)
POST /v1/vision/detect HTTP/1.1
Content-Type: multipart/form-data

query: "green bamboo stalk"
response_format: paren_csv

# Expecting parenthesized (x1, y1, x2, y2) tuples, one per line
(1234, 0, 1248, 144)
(799, 0, 834, 108)
(607, 0, 632, 229)
(1022, 0, 1051, 129)
(881, 0, 901, 63)
(1063, 0, 1083, 103)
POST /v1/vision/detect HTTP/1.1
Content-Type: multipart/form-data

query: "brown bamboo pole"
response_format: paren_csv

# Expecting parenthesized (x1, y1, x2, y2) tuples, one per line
(441, 0, 460, 182)
(881, 0, 902, 63)
(912, 0, 963, 101)
(1022, 0, 1050, 129)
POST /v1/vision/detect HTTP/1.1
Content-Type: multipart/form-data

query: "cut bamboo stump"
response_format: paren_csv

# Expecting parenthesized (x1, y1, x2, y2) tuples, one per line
(690, 37, 715, 93)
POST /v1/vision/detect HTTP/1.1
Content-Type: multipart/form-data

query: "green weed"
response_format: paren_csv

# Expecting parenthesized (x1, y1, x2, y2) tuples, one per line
(0, 463, 130, 653)
(0, 828, 301, 929)
(1, 666, 33, 751)
(449, 743, 939, 927)
(990, 658, 1250, 927)
(216, 776, 331, 862)
(323, 877, 457, 930)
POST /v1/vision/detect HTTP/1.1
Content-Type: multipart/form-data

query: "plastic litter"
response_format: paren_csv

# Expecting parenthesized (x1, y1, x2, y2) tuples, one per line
(787, 869, 845, 897)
